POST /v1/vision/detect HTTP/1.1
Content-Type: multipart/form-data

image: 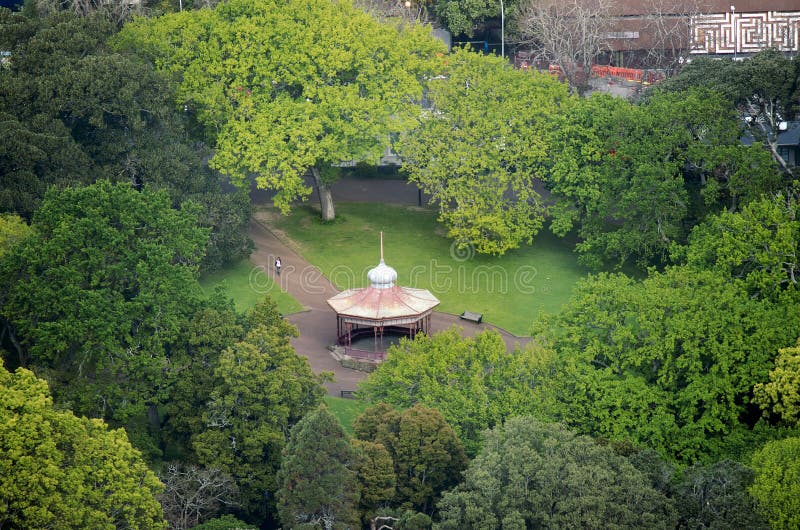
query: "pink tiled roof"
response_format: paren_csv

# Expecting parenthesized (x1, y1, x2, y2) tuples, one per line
(327, 285, 440, 323)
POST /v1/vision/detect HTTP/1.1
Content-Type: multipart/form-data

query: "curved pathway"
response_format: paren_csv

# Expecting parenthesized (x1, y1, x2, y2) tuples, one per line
(248, 178, 531, 396)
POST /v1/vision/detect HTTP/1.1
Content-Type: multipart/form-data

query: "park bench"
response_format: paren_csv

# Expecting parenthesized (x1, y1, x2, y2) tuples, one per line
(340, 390, 357, 399)
(460, 311, 483, 324)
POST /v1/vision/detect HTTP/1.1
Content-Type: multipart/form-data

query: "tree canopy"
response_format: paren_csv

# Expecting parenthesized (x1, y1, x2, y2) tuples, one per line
(535, 266, 800, 462)
(545, 88, 777, 269)
(0, 10, 252, 270)
(358, 328, 554, 455)
(654, 49, 800, 176)
(436, 417, 676, 529)
(0, 360, 166, 529)
(398, 47, 568, 255)
(114, 0, 445, 221)
(193, 300, 326, 521)
(750, 437, 800, 530)
(276, 406, 361, 530)
(353, 404, 467, 514)
(0, 180, 208, 427)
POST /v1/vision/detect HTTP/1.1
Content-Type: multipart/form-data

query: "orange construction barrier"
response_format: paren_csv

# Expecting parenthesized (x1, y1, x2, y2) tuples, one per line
(591, 65, 643, 82)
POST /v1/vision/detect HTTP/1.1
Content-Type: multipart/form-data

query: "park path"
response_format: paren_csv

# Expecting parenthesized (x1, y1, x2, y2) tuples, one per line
(248, 177, 531, 396)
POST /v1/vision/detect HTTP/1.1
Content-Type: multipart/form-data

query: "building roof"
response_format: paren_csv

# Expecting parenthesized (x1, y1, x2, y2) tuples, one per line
(741, 121, 800, 147)
(327, 284, 440, 325)
(327, 234, 440, 325)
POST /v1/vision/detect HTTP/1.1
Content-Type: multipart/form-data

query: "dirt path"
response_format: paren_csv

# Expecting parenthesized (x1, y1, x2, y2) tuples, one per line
(248, 180, 531, 396)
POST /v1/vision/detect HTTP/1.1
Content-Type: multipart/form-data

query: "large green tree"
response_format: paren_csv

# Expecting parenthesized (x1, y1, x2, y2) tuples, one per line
(672, 460, 768, 530)
(436, 417, 676, 529)
(535, 266, 800, 462)
(0, 10, 252, 270)
(0, 180, 208, 430)
(358, 328, 554, 455)
(276, 406, 361, 529)
(0, 213, 32, 258)
(353, 404, 467, 514)
(115, 0, 445, 221)
(680, 193, 800, 302)
(546, 89, 776, 268)
(192, 301, 326, 522)
(0, 361, 166, 529)
(398, 47, 568, 255)
(655, 49, 800, 176)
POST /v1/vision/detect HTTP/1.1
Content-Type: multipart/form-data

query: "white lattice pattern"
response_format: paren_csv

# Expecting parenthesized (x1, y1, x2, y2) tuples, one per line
(691, 11, 800, 54)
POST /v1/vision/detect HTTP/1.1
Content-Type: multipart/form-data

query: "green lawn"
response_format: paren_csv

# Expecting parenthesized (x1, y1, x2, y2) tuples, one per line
(272, 203, 589, 336)
(200, 259, 304, 315)
(324, 396, 369, 435)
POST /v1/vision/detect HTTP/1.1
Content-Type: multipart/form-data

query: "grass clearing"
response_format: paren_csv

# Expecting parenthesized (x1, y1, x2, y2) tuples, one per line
(200, 259, 304, 315)
(272, 203, 589, 336)
(324, 396, 369, 435)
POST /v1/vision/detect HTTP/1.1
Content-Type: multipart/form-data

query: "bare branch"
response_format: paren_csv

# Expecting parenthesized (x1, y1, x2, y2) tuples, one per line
(513, 0, 616, 93)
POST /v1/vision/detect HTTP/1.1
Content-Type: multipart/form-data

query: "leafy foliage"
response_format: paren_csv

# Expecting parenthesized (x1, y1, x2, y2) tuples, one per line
(354, 404, 467, 514)
(750, 437, 800, 530)
(672, 460, 768, 530)
(436, 417, 676, 529)
(681, 193, 800, 301)
(0, 361, 166, 529)
(358, 328, 554, 455)
(276, 406, 361, 530)
(0, 180, 208, 428)
(114, 0, 445, 220)
(0, 213, 32, 258)
(193, 299, 326, 522)
(755, 339, 800, 426)
(546, 89, 776, 268)
(654, 49, 800, 176)
(0, 11, 252, 270)
(535, 267, 800, 462)
(399, 47, 567, 255)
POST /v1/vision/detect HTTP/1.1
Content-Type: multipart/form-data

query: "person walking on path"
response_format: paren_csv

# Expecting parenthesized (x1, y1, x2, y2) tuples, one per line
(275, 256, 282, 275)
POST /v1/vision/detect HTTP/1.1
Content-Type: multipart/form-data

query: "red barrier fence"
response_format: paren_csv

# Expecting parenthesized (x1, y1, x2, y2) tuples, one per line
(591, 65, 642, 82)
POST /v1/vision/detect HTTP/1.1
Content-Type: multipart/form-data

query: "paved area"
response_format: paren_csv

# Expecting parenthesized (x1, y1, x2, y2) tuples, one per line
(248, 194, 530, 396)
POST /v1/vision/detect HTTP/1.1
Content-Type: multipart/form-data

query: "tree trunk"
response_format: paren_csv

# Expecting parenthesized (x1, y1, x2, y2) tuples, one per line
(311, 166, 336, 221)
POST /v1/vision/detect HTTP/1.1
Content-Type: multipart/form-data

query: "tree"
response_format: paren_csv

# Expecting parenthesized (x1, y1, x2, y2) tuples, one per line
(158, 463, 239, 530)
(0, 11, 253, 270)
(0, 180, 208, 430)
(397, 47, 568, 254)
(191, 514, 258, 530)
(32, 0, 145, 25)
(545, 88, 774, 268)
(276, 406, 361, 529)
(672, 460, 768, 529)
(535, 266, 800, 462)
(358, 328, 555, 455)
(655, 50, 800, 176)
(436, 417, 676, 529)
(0, 361, 166, 529)
(0, 112, 91, 218)
(114, 0, 445, 221)
(750, 437, 800, 530)
(755, 339, 800, 427)
(192, 302, 326, 523)
(351, 439, 396, 525)
(160, 303, 245, 459)
(354, 404, 467, 514)
(640, 0, 710, 74)
(432, 0, 497, 37)
(512, 0, 614, 94)
(681, 193, 800, 301)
